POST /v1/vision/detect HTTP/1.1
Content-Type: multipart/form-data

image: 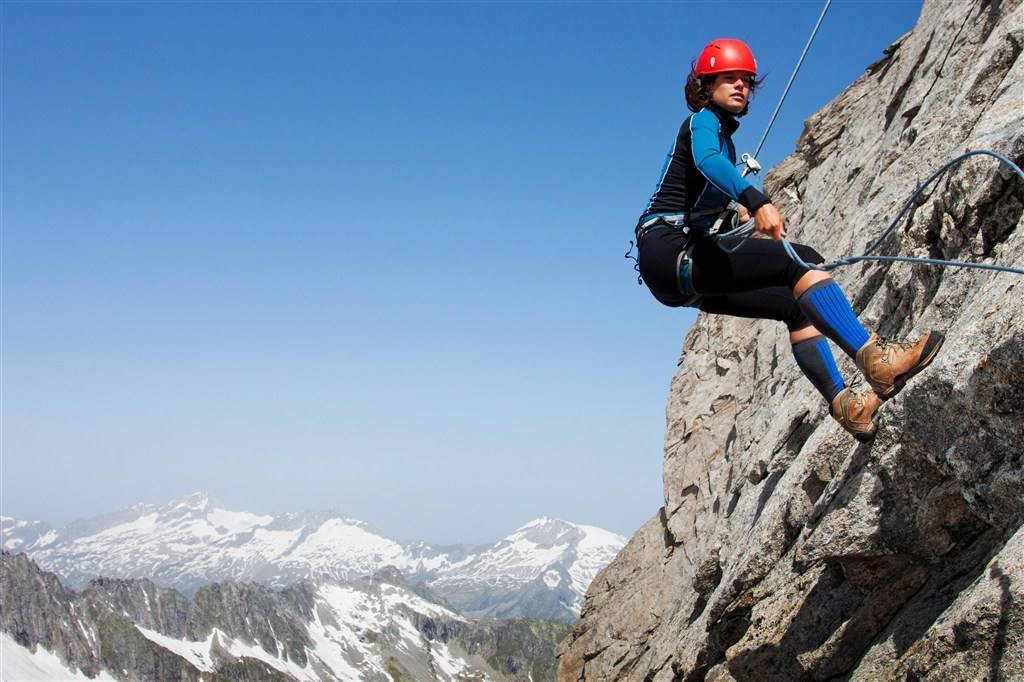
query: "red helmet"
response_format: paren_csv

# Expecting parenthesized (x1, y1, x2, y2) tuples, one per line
(695, 38, 757, 78)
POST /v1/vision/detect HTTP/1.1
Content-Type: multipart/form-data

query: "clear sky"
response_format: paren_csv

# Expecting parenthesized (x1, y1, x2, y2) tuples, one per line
(2, 0, 922, 545)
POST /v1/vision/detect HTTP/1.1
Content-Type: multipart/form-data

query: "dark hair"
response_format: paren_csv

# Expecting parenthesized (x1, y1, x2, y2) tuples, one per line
(684, 64, 763, 117)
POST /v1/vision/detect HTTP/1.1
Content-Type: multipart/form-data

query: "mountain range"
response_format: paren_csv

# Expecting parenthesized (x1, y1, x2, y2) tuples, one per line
(2, 492, 626, 623)
(2, 550, 570, 681)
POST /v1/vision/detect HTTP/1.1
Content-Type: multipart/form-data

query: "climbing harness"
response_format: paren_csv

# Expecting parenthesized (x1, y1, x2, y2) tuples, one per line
(675, 242, 701, 306)
(626, 207, 725, 284)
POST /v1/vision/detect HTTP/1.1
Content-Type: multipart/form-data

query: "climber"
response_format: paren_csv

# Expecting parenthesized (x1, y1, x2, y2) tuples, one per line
(635, 38, 944, 442)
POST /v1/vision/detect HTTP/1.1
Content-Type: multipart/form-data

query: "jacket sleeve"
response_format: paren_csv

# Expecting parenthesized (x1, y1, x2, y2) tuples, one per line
(689, 109, 771, 212)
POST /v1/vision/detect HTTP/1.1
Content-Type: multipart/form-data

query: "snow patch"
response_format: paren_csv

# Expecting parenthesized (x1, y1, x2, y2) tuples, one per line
(1, 632, 115, 681)
(135, 627, 217, 673)
(429, 638, 489, 680)
(91, 513, 160, 540)
(518, 516, 556, 530)
(206, 508, 273, 534)
(33, 530, 59, 548)
(575, 524, 627, 553)
(136, 627, 318, 681)
(305, 602, 376, 680)
(283, 519, 409, 572)
(380, 583, 465, 621)
(543, 570, 562, 588)
(240, 527, 303, 560)
(567, 525, 626, 598)
(218, 630, 312, 680)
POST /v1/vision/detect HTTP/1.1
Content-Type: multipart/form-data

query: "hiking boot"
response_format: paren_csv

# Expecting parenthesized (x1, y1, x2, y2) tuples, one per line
(855, 331, 945, 401)
(830, 387, 884, 443)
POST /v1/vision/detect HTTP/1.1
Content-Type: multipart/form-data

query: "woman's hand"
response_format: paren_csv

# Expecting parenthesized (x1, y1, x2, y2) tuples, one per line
(754, 203, 786, 241)
(737, 206, 751, 223)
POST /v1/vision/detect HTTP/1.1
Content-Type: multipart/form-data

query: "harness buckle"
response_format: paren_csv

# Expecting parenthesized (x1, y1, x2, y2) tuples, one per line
(676, 242, 701, 307)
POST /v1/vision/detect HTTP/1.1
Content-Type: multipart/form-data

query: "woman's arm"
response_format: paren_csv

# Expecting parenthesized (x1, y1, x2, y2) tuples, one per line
(689, 109, 770, 213)
(690, 109, 785, 240)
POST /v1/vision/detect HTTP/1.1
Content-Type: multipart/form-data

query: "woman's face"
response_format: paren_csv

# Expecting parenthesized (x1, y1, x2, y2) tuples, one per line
(710, 71, 754, 114)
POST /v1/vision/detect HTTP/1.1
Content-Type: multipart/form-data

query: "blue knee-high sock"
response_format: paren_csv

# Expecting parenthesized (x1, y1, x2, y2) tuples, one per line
(797, 280, 870, 358)
(792, 335, 846, 402)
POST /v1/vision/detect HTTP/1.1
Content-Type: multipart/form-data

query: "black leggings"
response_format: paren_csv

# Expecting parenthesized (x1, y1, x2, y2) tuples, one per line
(637, 227, 825, 331)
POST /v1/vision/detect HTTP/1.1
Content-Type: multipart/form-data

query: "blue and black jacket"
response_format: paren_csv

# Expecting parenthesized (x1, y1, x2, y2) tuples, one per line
(638, 103, 771, 233)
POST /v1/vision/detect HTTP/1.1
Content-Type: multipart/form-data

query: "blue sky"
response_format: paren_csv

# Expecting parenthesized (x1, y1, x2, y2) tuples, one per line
(2, 1, 922, 545)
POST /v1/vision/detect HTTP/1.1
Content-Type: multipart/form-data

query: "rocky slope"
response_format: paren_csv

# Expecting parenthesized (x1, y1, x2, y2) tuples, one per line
(4, 492, 625, 622)
(558, 0, 1024, 679)
(2, 550, 570, 681)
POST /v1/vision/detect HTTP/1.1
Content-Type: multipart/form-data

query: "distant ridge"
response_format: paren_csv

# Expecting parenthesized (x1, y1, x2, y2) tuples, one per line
(4, 492, 626, 622)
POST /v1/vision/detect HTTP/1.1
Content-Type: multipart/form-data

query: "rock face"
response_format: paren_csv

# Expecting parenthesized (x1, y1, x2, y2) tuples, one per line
(558, 0, 1024, 679)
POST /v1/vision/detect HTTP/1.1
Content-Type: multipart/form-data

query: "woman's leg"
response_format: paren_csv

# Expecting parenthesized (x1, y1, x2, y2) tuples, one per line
(698, 290, 846, 403)
(793, 271, 943, 398)
(690, 236, 941, 438)
(791, 331, 846, 402)
(690, 236, 826, 293)
(700, 288, 883, 440)
(793, 270, 942, 399)
(794, 275, 870, 358)
(674, 232, 941, 404)
(690, 236, 872, 358)
(637, 227, 696, 307)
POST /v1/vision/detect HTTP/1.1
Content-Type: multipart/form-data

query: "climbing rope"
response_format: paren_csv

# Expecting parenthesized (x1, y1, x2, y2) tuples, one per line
(712, 0, 827, 255)
(752, 0, 832, 161)
(711, 0, 1024, 278)
(724, 149, 1024, 277)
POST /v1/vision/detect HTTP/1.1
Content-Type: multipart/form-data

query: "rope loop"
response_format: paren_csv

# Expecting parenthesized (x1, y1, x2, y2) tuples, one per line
(715, 149, 1024, 277)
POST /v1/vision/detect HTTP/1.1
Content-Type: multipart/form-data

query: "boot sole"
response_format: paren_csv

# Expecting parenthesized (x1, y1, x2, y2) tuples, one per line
(854, 415, 879, 443)
(877, 332, 945, 401)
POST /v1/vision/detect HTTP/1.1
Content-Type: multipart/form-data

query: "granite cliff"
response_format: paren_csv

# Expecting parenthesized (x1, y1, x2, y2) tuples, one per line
(558, 0, 1023, 679)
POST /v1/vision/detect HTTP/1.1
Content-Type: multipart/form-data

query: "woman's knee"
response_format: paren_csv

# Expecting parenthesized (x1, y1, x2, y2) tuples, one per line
(787, 308, 814, 332)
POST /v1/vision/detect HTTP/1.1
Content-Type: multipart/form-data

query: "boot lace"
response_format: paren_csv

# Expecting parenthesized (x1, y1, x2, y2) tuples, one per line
(875, 337, 917, 365)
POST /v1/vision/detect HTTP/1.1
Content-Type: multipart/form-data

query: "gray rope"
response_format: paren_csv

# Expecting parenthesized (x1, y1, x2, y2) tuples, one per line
(632, 2, 1024, 282)
(753, 0, 833, 160)
(714, 0, 832, 253)
(721, 150, 1024, 276)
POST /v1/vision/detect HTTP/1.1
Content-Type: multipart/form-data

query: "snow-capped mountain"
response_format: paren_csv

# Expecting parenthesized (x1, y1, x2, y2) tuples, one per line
(10, 493, 415, 593)
(1, 551, 569, 681)
(5, 493, 627, 622)
(1, 516, 52, 553)
(422, 517, 626, 620)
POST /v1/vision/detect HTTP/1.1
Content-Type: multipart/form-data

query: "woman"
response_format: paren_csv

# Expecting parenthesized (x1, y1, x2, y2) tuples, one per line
(636, 38, 943, 442)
